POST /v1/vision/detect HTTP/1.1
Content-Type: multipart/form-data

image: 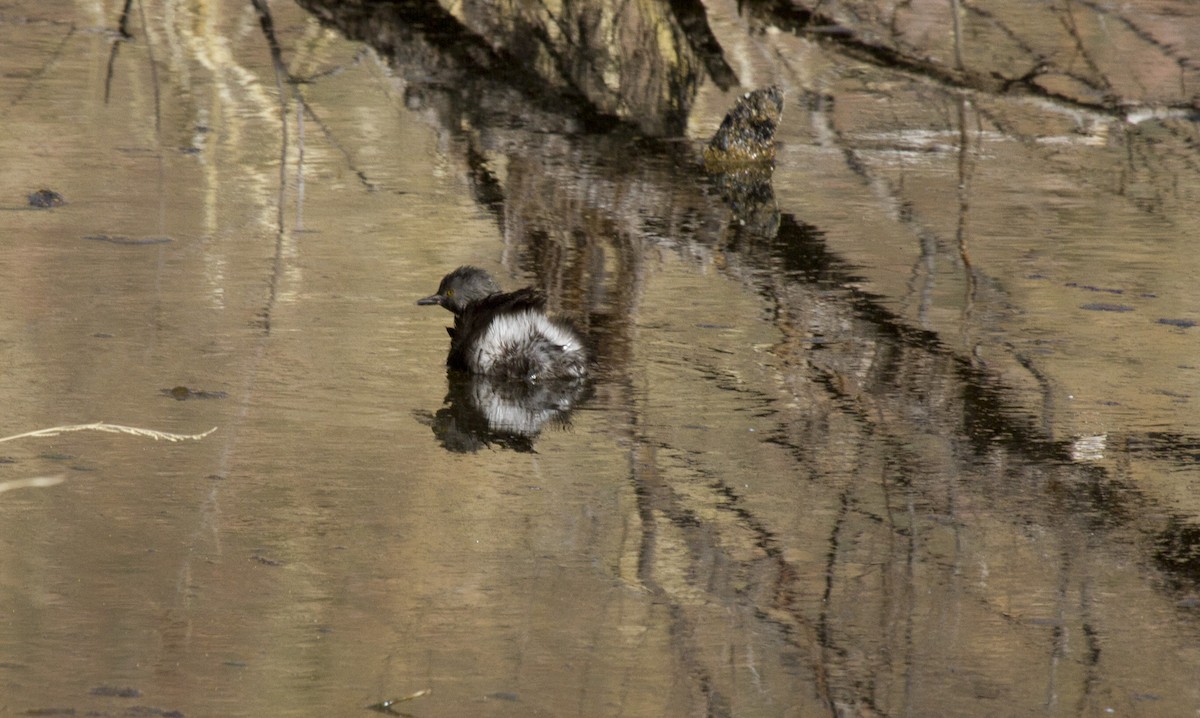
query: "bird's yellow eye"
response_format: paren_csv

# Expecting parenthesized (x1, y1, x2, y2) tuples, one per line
(445, 289, 454, 297)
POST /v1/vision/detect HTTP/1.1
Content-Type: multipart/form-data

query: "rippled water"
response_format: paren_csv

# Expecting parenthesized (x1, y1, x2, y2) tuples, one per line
(2, 1, 1199, 716)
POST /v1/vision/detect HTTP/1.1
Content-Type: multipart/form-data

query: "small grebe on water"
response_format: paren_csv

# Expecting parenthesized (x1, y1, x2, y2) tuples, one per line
(417, 266, 587, 382)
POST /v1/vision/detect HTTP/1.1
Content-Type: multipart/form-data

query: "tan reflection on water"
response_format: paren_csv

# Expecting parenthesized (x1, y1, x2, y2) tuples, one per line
(1, 1, 1199, 716)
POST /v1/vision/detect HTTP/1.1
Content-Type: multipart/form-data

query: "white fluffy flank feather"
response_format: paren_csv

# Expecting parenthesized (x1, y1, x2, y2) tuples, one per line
(471, 310, 586, 380)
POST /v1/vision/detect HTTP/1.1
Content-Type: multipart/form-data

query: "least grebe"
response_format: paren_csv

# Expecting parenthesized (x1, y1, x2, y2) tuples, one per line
(417, 266, 587, 381)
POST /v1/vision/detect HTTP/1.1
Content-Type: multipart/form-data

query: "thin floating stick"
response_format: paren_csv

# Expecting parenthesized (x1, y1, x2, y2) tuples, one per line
(366, 688, 432, 714)
(0, 422, 217, 445)
(0, 475, 66, 495)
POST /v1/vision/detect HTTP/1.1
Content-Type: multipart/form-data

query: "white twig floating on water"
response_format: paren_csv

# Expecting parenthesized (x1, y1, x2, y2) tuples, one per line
(0, 422, 218, 444)
(0, 424, 215, 499)
(0, 475, 66, 495)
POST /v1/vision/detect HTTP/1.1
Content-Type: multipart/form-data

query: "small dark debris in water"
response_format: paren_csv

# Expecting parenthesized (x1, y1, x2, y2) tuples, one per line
(179, 146, 201, 155)
(1065, 282, 1123, 295)
(69, 464, 95, 472)
(251, 554, 283, 566)
(206, 474, 225, 481)
(39, 452, 74, 461)
(1027, 616, 1063, 626)
(223, 660, 248, 668)
(91, 685, 141, 698)
(1158, 318, 1197, 329)
(1080, 303, 1134, 312)
(94, 332, 114, 338)
(162, 386, 228, 400)
(83, 234, 173, 245)
(0, 456, 17, 464)
(486, 692, 520, 702)
(23, 708, 76, 716)
(28, 189, 65, 208)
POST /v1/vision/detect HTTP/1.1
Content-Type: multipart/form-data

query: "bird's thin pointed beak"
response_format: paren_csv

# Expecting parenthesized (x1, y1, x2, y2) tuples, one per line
(416, 294, 443, 306)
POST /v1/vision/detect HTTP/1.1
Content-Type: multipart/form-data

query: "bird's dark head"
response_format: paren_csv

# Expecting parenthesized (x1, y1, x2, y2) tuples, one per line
(417, 265, 501, 314)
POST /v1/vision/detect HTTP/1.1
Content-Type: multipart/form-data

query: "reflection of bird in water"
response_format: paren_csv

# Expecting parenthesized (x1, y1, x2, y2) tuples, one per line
(417, 266, 588, 382)
(417, 372, 590, 454)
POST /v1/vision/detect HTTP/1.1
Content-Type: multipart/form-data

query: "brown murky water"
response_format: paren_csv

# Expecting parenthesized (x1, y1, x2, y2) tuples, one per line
(2, 1, 1199, 716)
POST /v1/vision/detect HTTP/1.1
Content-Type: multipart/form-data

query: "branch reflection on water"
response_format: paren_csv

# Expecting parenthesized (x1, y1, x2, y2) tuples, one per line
(289, 0, 1200, 712)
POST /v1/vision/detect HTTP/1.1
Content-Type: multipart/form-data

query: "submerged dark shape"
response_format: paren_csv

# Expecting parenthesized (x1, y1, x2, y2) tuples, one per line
(417, 266, 588, 381)
(28, 189, 65, 208)
(90, 685, 141, 698)
(161, 386, 229, 400)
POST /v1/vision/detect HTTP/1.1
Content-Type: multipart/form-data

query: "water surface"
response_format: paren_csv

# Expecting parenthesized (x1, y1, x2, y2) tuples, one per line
(1, 1, 1199, 716)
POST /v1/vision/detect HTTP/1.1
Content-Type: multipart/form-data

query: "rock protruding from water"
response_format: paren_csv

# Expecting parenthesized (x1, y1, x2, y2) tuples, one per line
(704, 87, 785, 235)
(704, 86, 784, 170)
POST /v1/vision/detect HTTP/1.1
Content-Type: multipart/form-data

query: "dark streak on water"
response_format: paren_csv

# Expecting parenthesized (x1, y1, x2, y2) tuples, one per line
(83, 234, 173, 245)
(1158, 318, 1197, 328)
(1081, 302, 1134, 312)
